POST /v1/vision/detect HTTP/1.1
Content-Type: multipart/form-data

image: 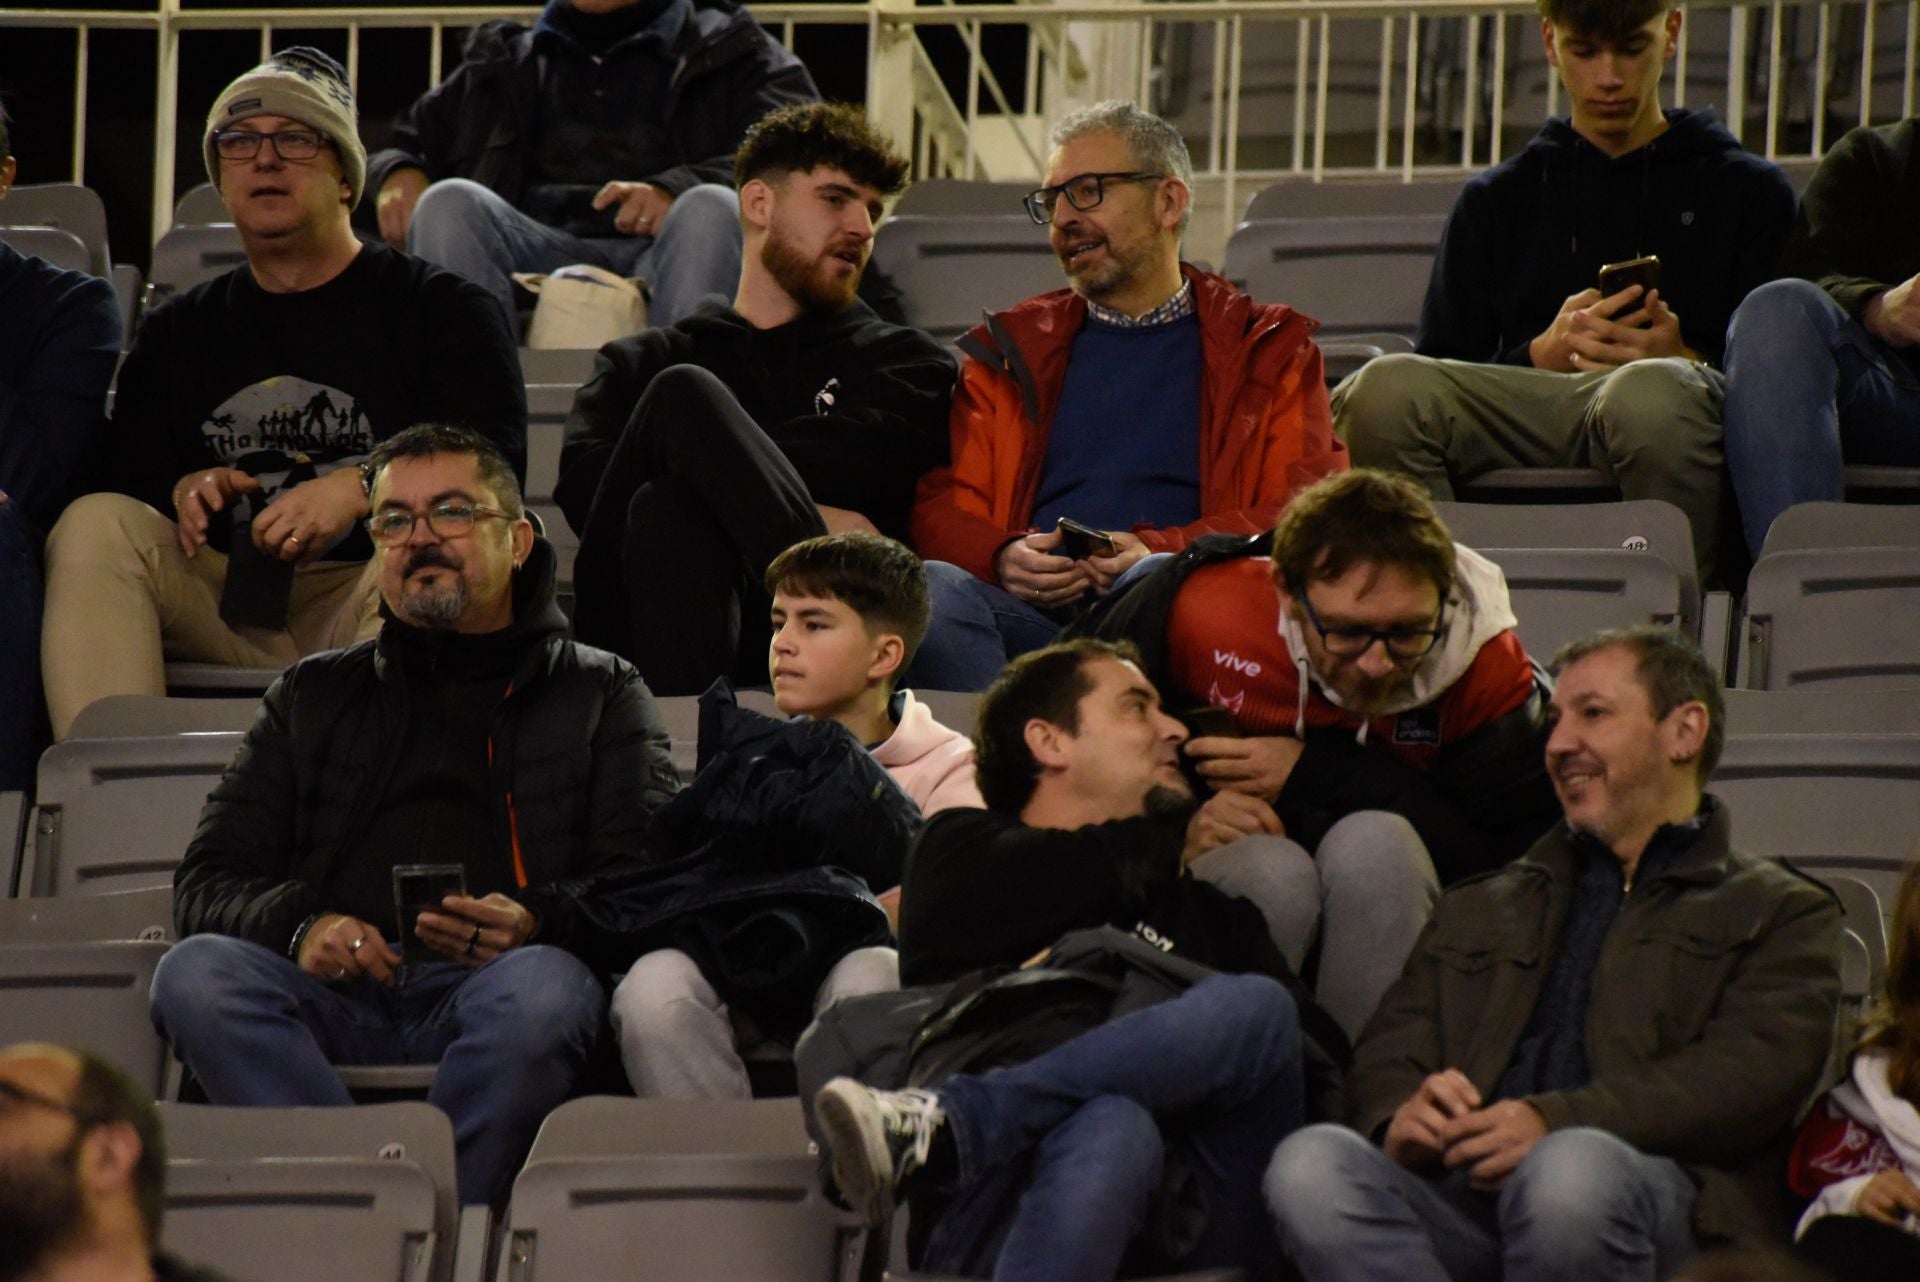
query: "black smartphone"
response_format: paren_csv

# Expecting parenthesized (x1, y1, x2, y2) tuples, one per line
(392, 863, 467, 967)
(1181, 705, 1245, 740)
(1056, 516, 1118, 560)
(1597, 255, 1661, 300)
(218, 520, 295, 630)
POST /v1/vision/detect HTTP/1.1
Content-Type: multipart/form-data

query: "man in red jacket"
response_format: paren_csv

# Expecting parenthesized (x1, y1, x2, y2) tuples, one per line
(907, 100, 1346, 691)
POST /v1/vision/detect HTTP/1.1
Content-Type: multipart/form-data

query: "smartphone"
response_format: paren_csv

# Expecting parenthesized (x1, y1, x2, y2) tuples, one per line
(1056, 516, 1118, 560)
(1597, 255, 1661, 299)
(1181, 705, 1245, 740)
(392, 863, 467, 967)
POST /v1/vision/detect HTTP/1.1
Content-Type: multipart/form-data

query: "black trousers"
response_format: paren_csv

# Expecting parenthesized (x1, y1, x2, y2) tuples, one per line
(1797, 1213, 1920, 1281)
(572, 364, 826, 695)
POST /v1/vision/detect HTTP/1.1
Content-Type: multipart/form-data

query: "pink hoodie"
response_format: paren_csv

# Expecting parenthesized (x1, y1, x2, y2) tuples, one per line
(870, 690, 983, 815)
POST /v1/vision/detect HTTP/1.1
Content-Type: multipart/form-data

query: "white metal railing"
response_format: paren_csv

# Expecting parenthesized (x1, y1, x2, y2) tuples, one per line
(1, 0, 1915, 249)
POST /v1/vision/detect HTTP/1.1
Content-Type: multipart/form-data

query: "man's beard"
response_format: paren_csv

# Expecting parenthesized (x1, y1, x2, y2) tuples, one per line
(0, 1134, 87, 1282)
(761, 227, 859, 315)
(1332, 667, 1418, 717)
(1144, 779, 1194, 818)
(402, 548, 469, 629)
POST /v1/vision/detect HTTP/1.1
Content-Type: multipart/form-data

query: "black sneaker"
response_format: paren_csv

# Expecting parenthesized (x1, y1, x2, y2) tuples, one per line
(814, 1078, 946, 1226)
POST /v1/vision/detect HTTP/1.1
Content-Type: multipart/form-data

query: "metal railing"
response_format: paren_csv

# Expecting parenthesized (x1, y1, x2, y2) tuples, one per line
(2, 0, 1915, 249)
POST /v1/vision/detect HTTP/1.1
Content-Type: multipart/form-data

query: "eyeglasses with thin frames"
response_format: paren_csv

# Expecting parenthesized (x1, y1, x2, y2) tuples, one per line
(1022, 171, 1166, 225)
(1290, 580, 1449, 661)
(212, 128, 330, 163)
(365, 502, 516, 547)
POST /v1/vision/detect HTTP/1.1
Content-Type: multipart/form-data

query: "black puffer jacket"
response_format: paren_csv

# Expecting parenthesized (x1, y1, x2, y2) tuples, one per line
(363, 0, 817, 212)
(173, 538, 679, 954)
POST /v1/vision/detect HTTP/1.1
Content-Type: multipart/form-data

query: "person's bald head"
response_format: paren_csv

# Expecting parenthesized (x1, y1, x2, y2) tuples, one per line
(0, 1042, 167, 1272)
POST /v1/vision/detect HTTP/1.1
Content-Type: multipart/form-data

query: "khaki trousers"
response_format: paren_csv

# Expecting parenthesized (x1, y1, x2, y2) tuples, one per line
(1332, 352, 1728, 585)
(42, 492, 382, 737)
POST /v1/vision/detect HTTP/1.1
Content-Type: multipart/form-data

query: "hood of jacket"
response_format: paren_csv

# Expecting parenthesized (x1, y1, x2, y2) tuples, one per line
(1277, 543, 1518, 735)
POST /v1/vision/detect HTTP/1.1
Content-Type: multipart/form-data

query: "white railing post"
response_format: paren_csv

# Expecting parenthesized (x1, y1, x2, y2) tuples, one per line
(151, 0, 181, 246)
(1858, 0, 1876, 128)
(1727, 4, 1749, 142)
(71, 25, 89, 182)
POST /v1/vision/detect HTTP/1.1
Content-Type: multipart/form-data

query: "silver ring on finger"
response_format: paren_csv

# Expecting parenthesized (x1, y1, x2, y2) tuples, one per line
(350, 936, 364, 954)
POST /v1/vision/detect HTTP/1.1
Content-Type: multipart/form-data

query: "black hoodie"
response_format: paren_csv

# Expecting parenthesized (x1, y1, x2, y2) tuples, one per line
(558, 298, 956, 541)
(1416, 107, 1794, 368)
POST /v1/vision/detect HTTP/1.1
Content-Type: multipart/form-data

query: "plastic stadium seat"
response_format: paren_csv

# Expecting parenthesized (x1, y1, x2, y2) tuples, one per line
(162, 1159, 439, 1282)
(173, 182, 230, 225)
(1722, 686, 1920, 736)
(162, 662, 283, 697)
(870, 215, 1063, 343)
(495, 1096, 854, 1281)
(0, 886, 175, 943)
(21, 733, 241, 896)
(1222, 214, 1447, 339)
(1242, 175, 1463, 221)
(1710, 734, 1920, 920)
(1759, 501, 1920, 557)
(1737, 547, 1920, 689)
(893, 179, 1034, 217)
(1, 788, 25, 896)
(66, 695, 260, 738)
(1816, 873, 1888, 992)
(1464, 546, 1684, 662)
(914, 689, 982, 735)
(0, 225, 92, 275)
(1435, 499, 1701, 637)
(1, 182, 112, 276)
(161, 1101, 465, 1282)
(1318, 332, 1415, 384)
(0, 940, 172, 1094)
(148, 223, 247, 300)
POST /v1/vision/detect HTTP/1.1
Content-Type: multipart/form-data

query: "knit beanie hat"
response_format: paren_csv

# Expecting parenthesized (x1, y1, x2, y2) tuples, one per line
(204, 47, 366, 209)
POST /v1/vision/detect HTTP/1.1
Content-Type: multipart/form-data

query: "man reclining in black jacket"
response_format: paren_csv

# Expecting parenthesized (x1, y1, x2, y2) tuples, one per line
(150, 424, 678, 1208)
(555, 101, 956, 695)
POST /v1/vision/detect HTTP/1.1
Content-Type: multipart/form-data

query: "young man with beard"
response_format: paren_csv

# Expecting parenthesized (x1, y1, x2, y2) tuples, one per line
(906, 100, 1346, 691)
(0, 1042, 232, 1282)
(149, 425, 679, 1209)
(557, 101, 956, 694)
(1083, 469, 1559, 1038)
(38, 48, 522, 737)
(1331, 2, 1793, 587)
(1267, 627, 1842, 1280)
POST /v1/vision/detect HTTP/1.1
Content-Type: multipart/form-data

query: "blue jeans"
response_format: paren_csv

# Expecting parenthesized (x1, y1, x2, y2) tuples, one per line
(0, 499, 42, 791)
(1266, 1123, 1698, 1282)
(407, 177, 743, 332)
(149, 934, 605, 1206)
(1723, 277, 1920, 557)
(906, 555, 1171, 692)
(918, 973, 1305, 1282)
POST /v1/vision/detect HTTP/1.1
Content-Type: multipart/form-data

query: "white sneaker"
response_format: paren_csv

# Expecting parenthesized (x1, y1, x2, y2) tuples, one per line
(814, 1077, 946, 1226)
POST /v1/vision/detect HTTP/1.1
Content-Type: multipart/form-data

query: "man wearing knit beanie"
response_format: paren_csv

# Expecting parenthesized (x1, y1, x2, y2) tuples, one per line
(39, 47, 525, 737)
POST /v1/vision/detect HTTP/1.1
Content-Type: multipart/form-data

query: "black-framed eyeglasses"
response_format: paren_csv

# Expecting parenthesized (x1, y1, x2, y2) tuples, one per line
(366, 502, 516, 546)
(0, 1077, 102, 1125)
(1291, 580, 1448, 661)
(1023, 171, 1166, 224)
(213, 128, 329, 162)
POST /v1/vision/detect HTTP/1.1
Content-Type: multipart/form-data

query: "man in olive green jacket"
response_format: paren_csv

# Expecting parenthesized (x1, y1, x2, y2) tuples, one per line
(1266, 625, 1842, 1281)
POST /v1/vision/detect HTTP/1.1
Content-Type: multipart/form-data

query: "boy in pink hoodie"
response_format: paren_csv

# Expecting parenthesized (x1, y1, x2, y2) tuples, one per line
(612, 532, 979, 1098)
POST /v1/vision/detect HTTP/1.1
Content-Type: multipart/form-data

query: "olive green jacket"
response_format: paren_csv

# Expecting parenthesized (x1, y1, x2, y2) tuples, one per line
(1347, 799, 1842, 1245)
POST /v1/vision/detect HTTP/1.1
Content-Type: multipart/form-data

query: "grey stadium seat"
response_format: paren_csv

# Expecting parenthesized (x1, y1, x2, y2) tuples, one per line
(162, 1159, 439, 1282)
(1710, 734, 1920, 924)
(1242, 174, 1463, 221)
(0, 941, 172, 1095)
(0, 225, 92, 275)
(1, 182, 112, 276)
(0, 886, 175, 944)
(163, 662, 283, 697)
(1722, 686, 1920, 736)
(161, 1101, 465, 1282)
(1737, 547, 1920, 689)
(1466, 546, 1684, 663)
(148, 223, 247, 300)
(1222, 214, 1447, 340)
(495, 1096, 854, 1281)
(173, 182, 231, 225)
(1817, 873, 1888, 993)
(66, 694, 260, 739)
(871, 214, 1063, 343)
(893, 179, 1034, 217)
(20, 732, 241, 897)
(1759, 501, 1920, 557)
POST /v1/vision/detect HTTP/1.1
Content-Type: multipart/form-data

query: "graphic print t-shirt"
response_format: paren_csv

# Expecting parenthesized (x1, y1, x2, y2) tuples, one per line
(106, 241, 525, 560)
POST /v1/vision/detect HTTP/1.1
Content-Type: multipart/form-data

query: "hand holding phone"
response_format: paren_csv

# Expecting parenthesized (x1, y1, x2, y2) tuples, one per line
(393, 863, 467, 967)
(1596, 255, 1661, 302)
(1056, 516, 1118, 561)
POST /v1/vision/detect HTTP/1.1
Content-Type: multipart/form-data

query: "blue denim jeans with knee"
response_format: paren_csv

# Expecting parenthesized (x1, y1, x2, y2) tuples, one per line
(1266, 1122, 1698, 1282)
(406, 177, 743, 331)
(150, 934, 605, 1206)
(0, 498, 44, 790)
(1723, 277, 1920, 557)
(916, 973, 1305, 1282)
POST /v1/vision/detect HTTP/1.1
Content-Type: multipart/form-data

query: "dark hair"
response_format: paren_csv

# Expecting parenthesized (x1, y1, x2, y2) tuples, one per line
(69, 1052, 167, 1242)
(972, 638, 1142, 814)
(765, 532, 931, 670)
(734, 102, 909, 198)
(1537, 0, 1668, 43)
(1551, 625, 1724, 782)
(1863, 859, 1920, 1101)
(362, 423, 523, 517)
(1270, 469, 1456, 600)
